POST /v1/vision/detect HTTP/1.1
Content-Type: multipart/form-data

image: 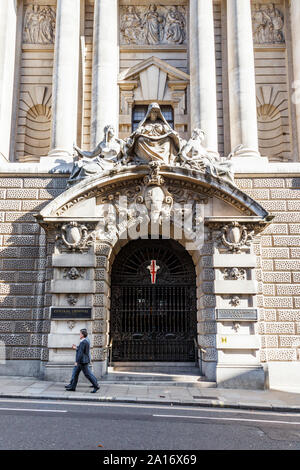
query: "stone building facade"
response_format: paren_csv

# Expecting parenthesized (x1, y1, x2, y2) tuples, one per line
(0, 0, 300, 390)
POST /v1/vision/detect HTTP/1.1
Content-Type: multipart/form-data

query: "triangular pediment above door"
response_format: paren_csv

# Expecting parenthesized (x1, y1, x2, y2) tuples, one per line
(118, 56, 190, 101)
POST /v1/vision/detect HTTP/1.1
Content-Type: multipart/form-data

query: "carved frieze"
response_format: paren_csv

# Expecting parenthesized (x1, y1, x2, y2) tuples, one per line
(120, 4, 186, 45)
(23, 5, 56, 45)
(252, 3, 284, 45)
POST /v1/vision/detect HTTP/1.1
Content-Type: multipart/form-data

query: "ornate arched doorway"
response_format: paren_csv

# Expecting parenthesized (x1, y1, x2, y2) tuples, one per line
(110, 238, 197, 362)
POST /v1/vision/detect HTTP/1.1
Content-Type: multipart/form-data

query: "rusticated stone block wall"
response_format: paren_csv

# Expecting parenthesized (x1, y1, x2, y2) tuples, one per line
(0, 173, 299, 375)
(236, 176, 300, 363)
(0, 176, 68, 372)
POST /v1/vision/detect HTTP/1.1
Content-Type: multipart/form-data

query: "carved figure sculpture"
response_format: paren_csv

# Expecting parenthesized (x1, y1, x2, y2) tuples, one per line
(252, 3, 284, 44)
(39, 6, 56, 44)
(67, 104, 235, 186)
(165, 6, 186, 44)
(142, 4, 165, 45)
(68, 126, 125, 185)
(178, 128, 235, 184)
(120, 6, 142, 45)
(23, 4, 56, 44)
(265, 2, 284, 43)
(126, 103, 181, 165)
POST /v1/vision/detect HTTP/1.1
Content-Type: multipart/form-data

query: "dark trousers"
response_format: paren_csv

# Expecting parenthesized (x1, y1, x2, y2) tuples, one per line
(71, 363, 98, 389)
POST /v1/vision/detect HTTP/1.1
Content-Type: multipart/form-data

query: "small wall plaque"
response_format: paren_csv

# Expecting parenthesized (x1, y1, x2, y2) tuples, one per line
(216, 309, 258, 321)
(50, 307, 92, 319)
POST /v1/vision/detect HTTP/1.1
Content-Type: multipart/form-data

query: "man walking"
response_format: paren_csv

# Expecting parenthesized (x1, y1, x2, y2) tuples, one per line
(65, 329, 99, 393)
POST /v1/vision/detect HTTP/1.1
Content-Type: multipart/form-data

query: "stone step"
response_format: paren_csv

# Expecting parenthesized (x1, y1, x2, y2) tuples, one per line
(110, 367, 202, 375)
(101, 377, 216, 388)
(101, 369, 216, 387)
(110, 362, 202, 375)
(101, 381, 216, 388)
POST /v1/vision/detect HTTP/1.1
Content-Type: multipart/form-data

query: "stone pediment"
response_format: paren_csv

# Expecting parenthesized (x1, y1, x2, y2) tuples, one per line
(37, 164, 271, 223)
(118, 56, 189, 101)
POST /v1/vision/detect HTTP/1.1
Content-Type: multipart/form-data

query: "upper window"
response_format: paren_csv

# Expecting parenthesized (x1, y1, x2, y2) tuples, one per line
(132, 105, 174, 132)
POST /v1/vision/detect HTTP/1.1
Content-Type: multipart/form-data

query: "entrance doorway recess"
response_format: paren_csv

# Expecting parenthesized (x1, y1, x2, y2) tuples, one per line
(110, 239, 197, 362)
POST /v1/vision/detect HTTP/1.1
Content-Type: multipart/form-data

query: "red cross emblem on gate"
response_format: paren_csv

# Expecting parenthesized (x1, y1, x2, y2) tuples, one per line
(147, 260, 160, 284)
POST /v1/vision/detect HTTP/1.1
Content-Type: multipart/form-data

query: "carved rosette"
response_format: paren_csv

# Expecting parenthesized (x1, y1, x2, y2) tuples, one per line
(223, 267, 246, 281)
(63, 267, 84, 280)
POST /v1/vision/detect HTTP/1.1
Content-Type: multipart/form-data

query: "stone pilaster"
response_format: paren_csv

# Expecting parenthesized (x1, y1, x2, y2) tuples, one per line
(226, 0, 259, 156)
(189, 0, 218, 152)
(206, 218, 265, 389)
(290, 0, 300, 161)
(91, 0, 119, 147)
(93, 240, 113, 377)
(0, 0, 18, 161)
(49, 0, 80, 158)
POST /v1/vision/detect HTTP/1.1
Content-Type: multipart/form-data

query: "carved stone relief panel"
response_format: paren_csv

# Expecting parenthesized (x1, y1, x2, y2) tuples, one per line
(23, 4, 56, 45)
(120, 4, 186, 46)
(252, 3, 285, 45)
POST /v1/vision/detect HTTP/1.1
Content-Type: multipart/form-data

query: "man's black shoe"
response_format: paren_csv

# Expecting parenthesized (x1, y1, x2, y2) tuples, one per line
(90, 386, 99, 393)
(65, 384, 72, 389)
(65, 387, 76, 391)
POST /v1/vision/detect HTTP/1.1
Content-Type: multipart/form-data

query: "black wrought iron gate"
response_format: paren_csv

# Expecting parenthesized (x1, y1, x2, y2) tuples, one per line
(110, 239, 197, 362)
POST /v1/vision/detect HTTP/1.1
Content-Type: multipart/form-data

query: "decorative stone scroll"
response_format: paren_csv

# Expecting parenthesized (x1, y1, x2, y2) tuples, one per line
(252, 3, 284, 44)
(221, 222, 255, 253)
(23, 5, 56, 45)
(120, 4, 186, 45)
(56, 222, 96, 253)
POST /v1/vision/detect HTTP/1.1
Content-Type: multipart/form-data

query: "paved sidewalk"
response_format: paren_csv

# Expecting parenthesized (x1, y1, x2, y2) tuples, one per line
(1, 375, 300, 412)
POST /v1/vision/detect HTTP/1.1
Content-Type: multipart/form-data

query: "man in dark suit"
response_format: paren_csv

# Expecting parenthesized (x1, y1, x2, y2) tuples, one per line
(65, 329, 99, 393)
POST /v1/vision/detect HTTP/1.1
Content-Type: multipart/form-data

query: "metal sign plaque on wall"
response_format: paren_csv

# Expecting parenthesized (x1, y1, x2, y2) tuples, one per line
(50, 307, 92, 319)
(216, 309, 258, 321)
